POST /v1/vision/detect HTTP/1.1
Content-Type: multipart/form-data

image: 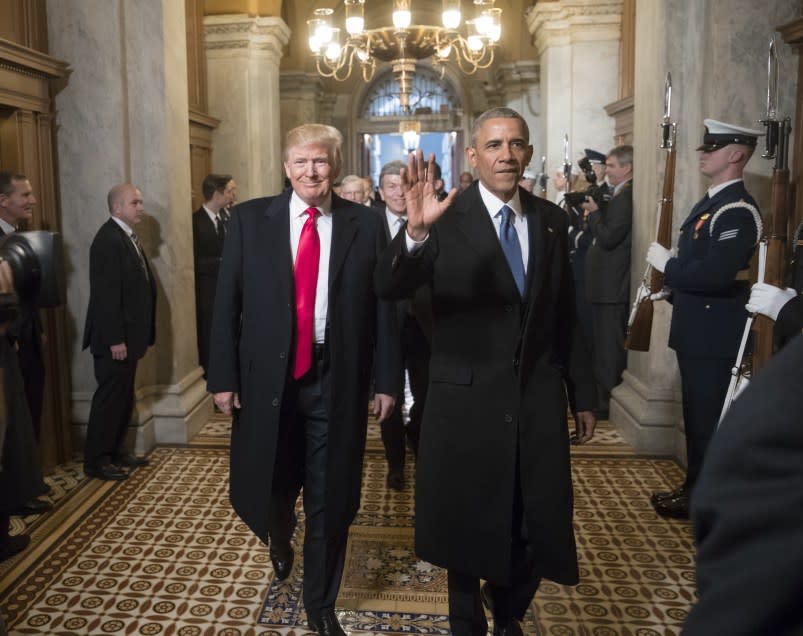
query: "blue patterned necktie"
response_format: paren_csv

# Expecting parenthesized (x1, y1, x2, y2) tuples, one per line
(498, 205, 525, 296)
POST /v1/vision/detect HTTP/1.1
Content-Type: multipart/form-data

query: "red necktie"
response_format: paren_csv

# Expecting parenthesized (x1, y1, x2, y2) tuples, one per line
(293, 207, 321, 379)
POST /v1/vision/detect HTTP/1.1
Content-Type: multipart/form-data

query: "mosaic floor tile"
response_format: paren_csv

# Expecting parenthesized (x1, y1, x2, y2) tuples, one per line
(1, 415, 697, 635)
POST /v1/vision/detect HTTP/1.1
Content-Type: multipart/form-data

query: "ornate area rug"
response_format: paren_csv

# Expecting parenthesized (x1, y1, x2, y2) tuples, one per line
(1, 417, 694, 635)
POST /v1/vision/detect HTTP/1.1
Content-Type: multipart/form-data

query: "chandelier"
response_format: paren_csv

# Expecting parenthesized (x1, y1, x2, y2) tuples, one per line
(307, 0, 502, 110)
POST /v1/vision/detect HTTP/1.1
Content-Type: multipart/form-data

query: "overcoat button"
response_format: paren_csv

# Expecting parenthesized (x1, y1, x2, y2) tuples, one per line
(504, 305, 513, 313)
(279, 352, 286, 359)
(272, 398, 279, 407)
(505, 414, 513, 423)
(705, 304, 710, 309)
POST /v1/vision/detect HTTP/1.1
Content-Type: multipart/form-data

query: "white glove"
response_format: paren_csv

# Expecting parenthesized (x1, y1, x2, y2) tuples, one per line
(646, 242, 676, 273)
(649, 287, 672, 302)
(745, 282, 797, 321)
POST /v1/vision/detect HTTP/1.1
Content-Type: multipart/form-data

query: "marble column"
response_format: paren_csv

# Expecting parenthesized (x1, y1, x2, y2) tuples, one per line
(47, 0, 210, 451)
(527, 0, 622, 201)
(613, 0, 799, 459)
(204, 14, 290, 201)
(279, 71, 324, 139)
(493, 61, 544, 174)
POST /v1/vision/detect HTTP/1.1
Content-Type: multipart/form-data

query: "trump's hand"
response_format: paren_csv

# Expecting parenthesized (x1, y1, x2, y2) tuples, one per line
(402, 150, 457, 241)
(746, 282, 797, 321)
(214, 391, 241, 414)
(373, 393, 396, 424)
(572, 411, 596, 445)
(110, 343, 128, 360)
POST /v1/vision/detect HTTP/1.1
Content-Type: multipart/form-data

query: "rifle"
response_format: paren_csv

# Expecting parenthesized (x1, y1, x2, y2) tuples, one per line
(752, 36, 791, 375)
(536, 155, 548, 198)
(562, 134, 572, 190)
(626, 72, 676, 351)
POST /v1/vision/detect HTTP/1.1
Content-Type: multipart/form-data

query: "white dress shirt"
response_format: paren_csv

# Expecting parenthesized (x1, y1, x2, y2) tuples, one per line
(289, 191, 332, 344)
(203, 204, 224, 230)
(385, 209, 407, 240)
(405, 182, 530, 271)
(0, 218, 16, 234)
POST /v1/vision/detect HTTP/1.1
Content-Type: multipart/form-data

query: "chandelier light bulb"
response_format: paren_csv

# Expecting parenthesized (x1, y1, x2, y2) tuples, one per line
(345, 0, 365, 35)
(437, 43, 452, 59)
(484, 8, 501, 42)
(346, 16, 365, 35)
(392, 0, 412, 29)
(442, 9, 461, 29)
(475, 12, 492, 36)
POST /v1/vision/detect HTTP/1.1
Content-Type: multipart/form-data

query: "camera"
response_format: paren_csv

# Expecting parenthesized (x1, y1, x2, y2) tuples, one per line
(562, 157, 610, 211)
(0, 231, 66, 315)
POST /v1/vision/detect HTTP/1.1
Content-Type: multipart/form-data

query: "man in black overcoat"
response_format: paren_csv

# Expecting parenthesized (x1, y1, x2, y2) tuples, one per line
(192, 173, 235, 378)
(375, 107, 596, 636)
(83, 183, 155, 481)
(683, 334, 803, 635)
(207, 124, 399, 636)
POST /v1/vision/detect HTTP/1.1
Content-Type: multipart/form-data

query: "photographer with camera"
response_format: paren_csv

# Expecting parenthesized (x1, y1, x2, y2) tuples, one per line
(0, 172, 51, 518)
(584, 146, 633, 419)
(0, 227, 65, 561)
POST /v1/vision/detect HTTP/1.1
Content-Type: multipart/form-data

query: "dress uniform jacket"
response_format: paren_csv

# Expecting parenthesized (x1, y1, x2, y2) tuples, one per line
(207, 191, 400, 544)
(375, 183, 596, 586)
(666, 181, 760, 357)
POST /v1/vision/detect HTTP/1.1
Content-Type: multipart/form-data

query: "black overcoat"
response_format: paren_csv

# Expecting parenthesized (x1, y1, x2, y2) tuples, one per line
(685, 335, 803, 635)
(375, 183, 595, 586)
(207, 190, 400, 543)
(585, 180, 632, 304)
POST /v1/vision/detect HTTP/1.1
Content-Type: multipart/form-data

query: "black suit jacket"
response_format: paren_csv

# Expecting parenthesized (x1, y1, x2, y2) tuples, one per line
(585, 179, 632, 304)
(192, 206, 225, 368)
(207, 190, 400, 543)
(685, 335, 803, 635)
(82, 219, 156, 360)
(375, 183, 595, 586)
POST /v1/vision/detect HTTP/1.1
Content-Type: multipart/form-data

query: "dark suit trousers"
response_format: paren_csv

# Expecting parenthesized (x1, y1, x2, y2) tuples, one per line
(381, 315, 429, 469)
(447, 455, 540, 635)
(677, 355, 732, 491)
(267, 357, 347, 622)
(18, 341, 45, 439)
(591, 302, 628, 411)
(84, 355, 137, 468)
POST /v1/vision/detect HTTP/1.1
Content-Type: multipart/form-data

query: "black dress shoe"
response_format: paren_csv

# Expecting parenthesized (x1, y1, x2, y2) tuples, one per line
(12, 498, 53, 516)
(308, 610, 346, 636)
(270, 545, 294, 581)
(113, 454, 149, 468)
(0, 533, 31, 561)
(481, 583, 524, 636)
(650, 485, 686, 506)
(386, 469, 405, 491)
(652, 492, 689, 519)
(84, 465, 129, 481)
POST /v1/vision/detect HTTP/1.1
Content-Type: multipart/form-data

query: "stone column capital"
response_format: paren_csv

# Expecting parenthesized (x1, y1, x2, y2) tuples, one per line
(493, 61, 540, 102)
(280, 71, 324, 100)
(204, 14, 290, 60)
(526, 0, 623, 57)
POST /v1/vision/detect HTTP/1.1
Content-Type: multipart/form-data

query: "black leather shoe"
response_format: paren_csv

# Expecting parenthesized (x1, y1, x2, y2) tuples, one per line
(386, 469, 405, 491)
(113, 454, 149, 468)
(84, 465, 129, 481)
(481, 583, 524, 636)
(652, 492, 689, 519)
(0, 533, 31, 561)
(270, 544, 294, 581)
(650, 485, 686, 506)
(308, 610, 346, 636)
(12, 498, 53, 516)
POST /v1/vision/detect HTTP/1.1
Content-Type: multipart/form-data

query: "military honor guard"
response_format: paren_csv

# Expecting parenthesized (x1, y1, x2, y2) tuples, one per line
(646, 119, 764, 519)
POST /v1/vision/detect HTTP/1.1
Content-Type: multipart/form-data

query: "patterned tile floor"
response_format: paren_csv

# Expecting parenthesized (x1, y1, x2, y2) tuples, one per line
(0, 416, 695, 635)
